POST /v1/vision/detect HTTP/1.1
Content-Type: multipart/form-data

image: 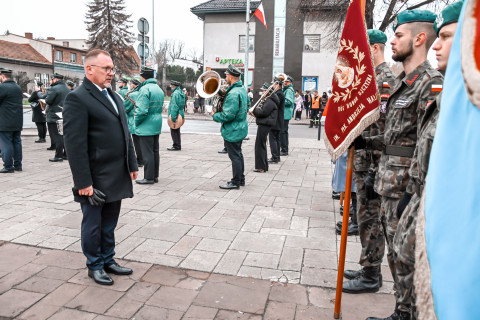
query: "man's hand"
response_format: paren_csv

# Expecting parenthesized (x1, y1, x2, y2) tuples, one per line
(79, 185, 94, 196)
(211, 110, 215, 116)
(353, 136, 367, 150)
(130, 171, 138, 180)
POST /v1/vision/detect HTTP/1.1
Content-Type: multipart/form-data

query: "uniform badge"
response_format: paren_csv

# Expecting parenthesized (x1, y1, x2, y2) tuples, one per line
(435, 13, 444, 29)
(380, 101, 387, 113)
(393, 17, 398, 30)
(394, 98, 412, 108)
(461, 0, 480, 110)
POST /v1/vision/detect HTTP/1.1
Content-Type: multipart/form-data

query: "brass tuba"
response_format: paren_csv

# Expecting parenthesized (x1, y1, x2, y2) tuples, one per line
(196, 71, 226, 113)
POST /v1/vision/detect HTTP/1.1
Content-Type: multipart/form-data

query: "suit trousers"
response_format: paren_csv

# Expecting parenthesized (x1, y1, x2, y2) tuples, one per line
(36, 122, 47, 139)
(268, 129, 281, 161)
(80, 200, 121, 270)
(0, 131, 22, 170)
(170, 128, 181, 149)
(255, 125, 271, 171)
(131, 134, 144, 165)
(139, 135, 159, 180)
(47, 122, 64, 158)
(280, 120, 290, 154)
(224, 139, 244, 186)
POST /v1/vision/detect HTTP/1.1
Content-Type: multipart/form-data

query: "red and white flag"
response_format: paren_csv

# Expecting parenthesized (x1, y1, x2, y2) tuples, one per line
(254, 2, 267, 29)
(324, 0, 379, 160)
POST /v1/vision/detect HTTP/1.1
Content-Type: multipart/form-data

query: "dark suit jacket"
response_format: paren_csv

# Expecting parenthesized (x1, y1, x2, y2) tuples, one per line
(63, 77, 138, 203)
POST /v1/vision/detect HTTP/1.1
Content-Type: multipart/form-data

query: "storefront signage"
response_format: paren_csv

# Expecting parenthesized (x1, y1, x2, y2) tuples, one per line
(216, 57, 244, 65)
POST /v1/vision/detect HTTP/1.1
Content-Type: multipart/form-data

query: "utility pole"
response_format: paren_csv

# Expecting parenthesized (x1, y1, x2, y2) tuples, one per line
(152, 0, 155, 54)
(245, 0, 250, 91)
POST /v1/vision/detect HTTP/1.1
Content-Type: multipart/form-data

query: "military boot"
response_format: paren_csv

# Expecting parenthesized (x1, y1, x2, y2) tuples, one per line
(366, 309, 411, 320)
(343, 266, 382, 294)
(336, 220, 359, 235)
(344, 268, 364, 280)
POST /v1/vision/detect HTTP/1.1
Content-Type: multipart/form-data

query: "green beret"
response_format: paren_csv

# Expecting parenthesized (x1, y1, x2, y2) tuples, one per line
(0, 67, 12, 74)
(130, 78, 140, 86)
(393, 9, 437, 31)
(52, 73, 64, 80)
(225, 64, 242, 77)
(434, 1, 463, 36)
(170, 80, 182, 87)
(367, 29, 387, 44)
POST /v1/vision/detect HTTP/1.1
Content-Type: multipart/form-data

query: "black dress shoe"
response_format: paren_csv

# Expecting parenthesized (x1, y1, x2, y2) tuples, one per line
(240, 180, 245, 186)
(253, 169, 265, 173)
(154, 178, 158, 183)
(136, 179, 155, 184)
(104, 263, 133, 275)
(88, 269, 113, 285)
(14, 167, 22, 172)
(49, 158, 63, 162)
(219, 182, 240, 190)
(47, 146, 56, 150)
(332, 191, 341, 200)
(35, 139, 46, 143)
(0, 168, 14, 173)
(218, 149, 228, 154)
(280, 152, 288, 156)
(267, 158, 279, 163)
(167, 147, 181, 151)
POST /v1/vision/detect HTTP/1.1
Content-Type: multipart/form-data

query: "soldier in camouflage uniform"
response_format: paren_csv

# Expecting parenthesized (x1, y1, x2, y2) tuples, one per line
(392, 3, 462, 320)
(354, 10, 443, 320)
(342, 30, 397, 294)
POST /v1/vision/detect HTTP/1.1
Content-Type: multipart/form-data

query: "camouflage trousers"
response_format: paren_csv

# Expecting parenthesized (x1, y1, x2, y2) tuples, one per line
(380, 196, 401, 297)
(393, 193, 420, 318)
(355, 170, 384, 267)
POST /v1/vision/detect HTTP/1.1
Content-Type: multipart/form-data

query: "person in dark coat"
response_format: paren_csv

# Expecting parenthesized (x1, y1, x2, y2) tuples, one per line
(252, 82, 278, 172)
(268, 77, 285, 163)
(0, 68, 23, 173)
(45, 73, 71, 162)
(63, 49, 139, 286)
(28, 82, 47, 143)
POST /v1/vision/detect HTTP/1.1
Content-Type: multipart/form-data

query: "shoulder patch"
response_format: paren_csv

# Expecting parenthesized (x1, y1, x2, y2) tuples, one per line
(383, 82, 390, 88)
(431, 84, 442, 92)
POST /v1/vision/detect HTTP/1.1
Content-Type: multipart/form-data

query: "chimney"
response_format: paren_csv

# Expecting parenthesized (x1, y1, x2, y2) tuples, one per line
(47, 37, 55, 40)
(25, 32, 33, 39)
(63, 41, 69, 47)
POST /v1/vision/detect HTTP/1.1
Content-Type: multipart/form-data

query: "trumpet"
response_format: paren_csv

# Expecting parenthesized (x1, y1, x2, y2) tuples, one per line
(196, 71, 226, 113)
(249, 83, 276, 114)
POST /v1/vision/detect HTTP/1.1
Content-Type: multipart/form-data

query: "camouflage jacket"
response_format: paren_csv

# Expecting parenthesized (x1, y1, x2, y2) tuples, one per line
(406, 92, 441, 196)
(354, 62, 396, 172)
(374, 60, 443, 198)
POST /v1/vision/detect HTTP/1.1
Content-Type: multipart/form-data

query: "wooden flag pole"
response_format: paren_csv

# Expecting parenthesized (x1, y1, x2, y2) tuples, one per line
(333, 1, 366, 318)
(333, 146, 355, 319)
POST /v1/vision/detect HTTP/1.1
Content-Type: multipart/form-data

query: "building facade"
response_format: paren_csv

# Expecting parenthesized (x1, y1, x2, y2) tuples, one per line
(192, 0, 343, 96)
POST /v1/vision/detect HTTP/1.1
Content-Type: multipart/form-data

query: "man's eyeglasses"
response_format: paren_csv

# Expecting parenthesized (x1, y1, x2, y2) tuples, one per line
(90, 65, 116, 74)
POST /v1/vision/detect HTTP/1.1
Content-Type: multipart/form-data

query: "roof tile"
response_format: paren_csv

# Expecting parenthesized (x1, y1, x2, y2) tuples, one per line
(0, 40, 50, 64)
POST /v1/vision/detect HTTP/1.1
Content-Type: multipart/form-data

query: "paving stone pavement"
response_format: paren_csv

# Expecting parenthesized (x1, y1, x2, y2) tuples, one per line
(0, 132, 394, 319)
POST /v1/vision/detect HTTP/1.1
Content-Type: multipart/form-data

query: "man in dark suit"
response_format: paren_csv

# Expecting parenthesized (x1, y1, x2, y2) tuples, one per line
(63, 49, 139, 285)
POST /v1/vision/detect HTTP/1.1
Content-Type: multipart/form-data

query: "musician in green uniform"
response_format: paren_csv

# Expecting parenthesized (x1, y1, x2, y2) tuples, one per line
(212, 65, 249, 189)
(167, 80, 185, 151)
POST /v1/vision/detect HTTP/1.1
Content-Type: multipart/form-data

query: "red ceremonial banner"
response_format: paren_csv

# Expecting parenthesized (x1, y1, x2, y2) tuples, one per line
(324, 0, 379, 161)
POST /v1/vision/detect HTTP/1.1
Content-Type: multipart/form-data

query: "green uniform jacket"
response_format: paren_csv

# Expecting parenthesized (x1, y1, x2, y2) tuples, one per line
(283, 84, 295, 120)
(168, 87, 185, 122)
(133, 78, 164, 136)
(212, 80, 248, 142)
(119, 86, 128, 99)
(123, 90, 139, 134)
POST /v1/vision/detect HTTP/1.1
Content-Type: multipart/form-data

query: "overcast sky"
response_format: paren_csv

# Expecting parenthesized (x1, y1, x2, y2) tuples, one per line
(0, 0, 205, 53)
